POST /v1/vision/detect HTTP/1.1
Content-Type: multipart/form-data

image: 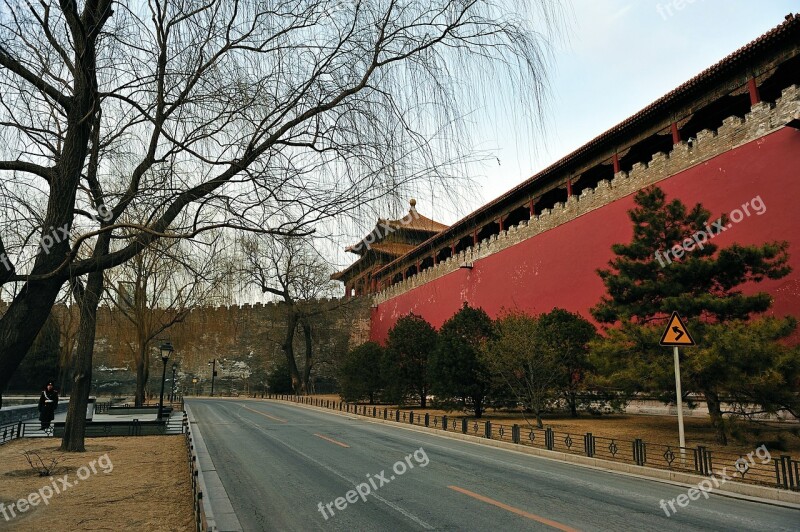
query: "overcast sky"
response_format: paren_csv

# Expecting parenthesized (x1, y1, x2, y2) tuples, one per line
(406, 0, 798, 227)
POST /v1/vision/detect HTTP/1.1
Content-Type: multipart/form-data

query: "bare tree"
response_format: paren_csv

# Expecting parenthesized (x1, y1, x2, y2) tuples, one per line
(242, 234, 340, 394)
(0, 0, 559, 448)
(52, 298, 80, 393)
(105, 232, 227, 406)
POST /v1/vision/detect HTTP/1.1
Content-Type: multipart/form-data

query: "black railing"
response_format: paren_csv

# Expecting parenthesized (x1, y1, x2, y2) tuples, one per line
(266, 394, 799, 492)
(1, 414, 186, 443)
(185, 413, 213, 532)
(0, 421, 25, 445)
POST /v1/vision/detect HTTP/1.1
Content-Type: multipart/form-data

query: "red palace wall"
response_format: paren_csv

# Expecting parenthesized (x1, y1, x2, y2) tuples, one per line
(370, 127, 800, 343)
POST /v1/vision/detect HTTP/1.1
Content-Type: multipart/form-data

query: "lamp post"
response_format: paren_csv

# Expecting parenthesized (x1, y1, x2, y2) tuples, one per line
(170, 363, 178, 402)
(208, 359, 217, 397)
(157, 342, 174, 421)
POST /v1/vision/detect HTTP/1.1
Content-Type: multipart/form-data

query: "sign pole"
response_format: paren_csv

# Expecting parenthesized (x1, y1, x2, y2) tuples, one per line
(673, 345, 686, 463)
(660, 310, 694, 463)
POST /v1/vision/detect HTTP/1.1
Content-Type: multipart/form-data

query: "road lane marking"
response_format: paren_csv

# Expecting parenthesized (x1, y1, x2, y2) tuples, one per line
(227, 407, 434, 529)
(240, 404, 287, 423)
(313, 433, 350, 448)
(448, 486, 578, 532)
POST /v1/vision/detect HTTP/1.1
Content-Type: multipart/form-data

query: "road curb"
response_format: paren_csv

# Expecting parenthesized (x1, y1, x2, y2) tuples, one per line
(264, 398, 800, 509)
(185, 403, 243, 532)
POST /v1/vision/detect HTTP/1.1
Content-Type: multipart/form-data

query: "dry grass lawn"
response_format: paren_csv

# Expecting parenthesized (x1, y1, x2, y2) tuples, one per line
(0, 436, 193, 531)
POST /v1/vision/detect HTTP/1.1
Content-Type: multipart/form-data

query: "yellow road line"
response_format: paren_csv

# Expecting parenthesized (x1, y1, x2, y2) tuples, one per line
(313, 433, 350, 448)
(240, 404, 287, 423)
(448, 486, 578, 532)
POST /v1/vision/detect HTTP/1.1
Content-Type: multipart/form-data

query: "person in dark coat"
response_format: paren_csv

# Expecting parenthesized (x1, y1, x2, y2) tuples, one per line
(38, 381, 59, 430)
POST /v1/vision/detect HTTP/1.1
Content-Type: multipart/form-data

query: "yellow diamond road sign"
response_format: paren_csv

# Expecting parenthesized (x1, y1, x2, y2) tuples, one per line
(659, 311, 696, 346)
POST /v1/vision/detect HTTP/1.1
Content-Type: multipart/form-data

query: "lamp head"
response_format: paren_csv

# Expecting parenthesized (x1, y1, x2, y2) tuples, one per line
(159, 341, 174, 363)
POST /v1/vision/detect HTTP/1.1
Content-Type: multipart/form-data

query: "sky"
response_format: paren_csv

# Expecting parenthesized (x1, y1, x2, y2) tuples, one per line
(386, 0, 798, 241)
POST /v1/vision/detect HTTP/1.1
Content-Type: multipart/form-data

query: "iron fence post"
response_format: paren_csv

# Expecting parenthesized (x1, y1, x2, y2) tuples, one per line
(633, 438, 646, 466)
(584, 433, 595, 457)
(442, 415, 447, 431)
(485, 421, 492, 439)
(775, 455, 797, 490)
(545, 428, 554, 450)
(512, 424, 520, 444)
(461, 418, 468, 434)
(425, 413, 429, 427)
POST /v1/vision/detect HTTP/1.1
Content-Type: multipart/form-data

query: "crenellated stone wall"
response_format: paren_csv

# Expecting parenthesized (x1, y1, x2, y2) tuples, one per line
(0, 297, 371, 384)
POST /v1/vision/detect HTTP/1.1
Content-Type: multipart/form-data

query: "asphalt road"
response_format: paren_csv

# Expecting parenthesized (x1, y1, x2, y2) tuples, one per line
(187, 399, 799, 531)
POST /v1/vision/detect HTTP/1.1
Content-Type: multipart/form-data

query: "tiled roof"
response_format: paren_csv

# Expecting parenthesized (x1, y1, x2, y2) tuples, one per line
(345, 199, 449, 255)
(381, 211, 449, 232)
(369, 243, 417, 256)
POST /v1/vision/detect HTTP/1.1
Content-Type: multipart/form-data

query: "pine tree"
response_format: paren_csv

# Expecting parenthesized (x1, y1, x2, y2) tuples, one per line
(591, 186, 797, 444)
(383, 314, 437, 407)
(338, 342, 385, 404)
(429, 303, 495, 418)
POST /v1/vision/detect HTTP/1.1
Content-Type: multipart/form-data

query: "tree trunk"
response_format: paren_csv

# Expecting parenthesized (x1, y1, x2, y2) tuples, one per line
(704, 390, 728, 445)
(58, 367, 71, 398)
(0, 279, 65, 396)
(300, 319, 313, 394)
(535, 410, 543, 429)
(474, 397, 483, 419)
(61, 270, 103, 452)
(282, 308, 303, 394)
(569, 391, 578, 418)
(0, 22, 98, 396)
(135, 343, 149, 407)
(419, 386, 427, 408)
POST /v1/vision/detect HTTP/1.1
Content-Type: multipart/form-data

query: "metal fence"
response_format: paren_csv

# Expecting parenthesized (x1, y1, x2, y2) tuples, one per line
(0, 413, 186, 445)
(0, 421, 27, 445)
(185, 415, 213, 532)
(267, 394, 800, 491)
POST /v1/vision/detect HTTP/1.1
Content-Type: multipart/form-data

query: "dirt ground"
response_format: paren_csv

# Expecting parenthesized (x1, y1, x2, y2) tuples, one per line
(304, 394, 800, 456)
(0, 436, 193, 531)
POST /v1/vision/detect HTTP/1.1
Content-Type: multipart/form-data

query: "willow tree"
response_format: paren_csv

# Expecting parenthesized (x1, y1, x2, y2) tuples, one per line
(0, 0, 560, 450)
(105, 232, 228, 406)
(242, 234, 340, 394)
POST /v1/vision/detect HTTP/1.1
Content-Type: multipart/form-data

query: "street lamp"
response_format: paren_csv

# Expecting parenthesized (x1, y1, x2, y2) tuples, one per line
(157, 342, 174, 420)
(170, 363, 178, 402)
(208, 359, 217, 397)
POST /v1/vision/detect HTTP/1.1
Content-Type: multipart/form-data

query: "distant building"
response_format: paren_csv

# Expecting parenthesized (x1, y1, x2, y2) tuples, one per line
(332, 199, 448, 298)
(333, 15, 800, 343)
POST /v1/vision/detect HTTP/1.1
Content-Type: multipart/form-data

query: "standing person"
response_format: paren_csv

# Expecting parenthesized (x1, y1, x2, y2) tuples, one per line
(38, 381, 59, 430)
